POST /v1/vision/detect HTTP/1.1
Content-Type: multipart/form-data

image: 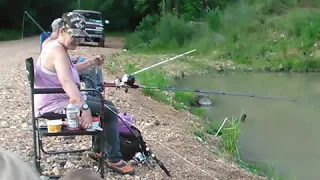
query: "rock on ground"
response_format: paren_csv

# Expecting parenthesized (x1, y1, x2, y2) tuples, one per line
(0, 37, 267, 180)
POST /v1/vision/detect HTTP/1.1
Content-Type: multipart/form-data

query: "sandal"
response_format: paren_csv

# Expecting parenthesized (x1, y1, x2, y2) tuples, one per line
(88, 152, 135, 175)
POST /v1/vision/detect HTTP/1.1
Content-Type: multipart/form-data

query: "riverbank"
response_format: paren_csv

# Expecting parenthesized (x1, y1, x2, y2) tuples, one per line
(104, 50, 284, 179)
(124, 1, 320, 73)
(0, 37, 270, 180)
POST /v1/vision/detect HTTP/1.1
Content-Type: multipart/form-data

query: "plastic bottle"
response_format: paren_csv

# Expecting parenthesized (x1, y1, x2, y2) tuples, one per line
(66, 99, 80, 130)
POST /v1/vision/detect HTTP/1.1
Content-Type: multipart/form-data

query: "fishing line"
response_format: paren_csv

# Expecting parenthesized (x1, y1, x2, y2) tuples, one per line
(103, 104, 218, 179)
(21, 10, 95, 43)
(130, 84, 320, 105)
(112, 74, 320, 105)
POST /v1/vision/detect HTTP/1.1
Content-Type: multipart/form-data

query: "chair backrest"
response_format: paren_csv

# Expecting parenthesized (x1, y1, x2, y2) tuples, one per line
(39, 32, 51, 52)
(25, 57, 34, 89)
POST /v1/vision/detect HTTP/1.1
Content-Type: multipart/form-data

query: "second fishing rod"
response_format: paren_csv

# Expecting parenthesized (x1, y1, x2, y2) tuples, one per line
(102, 74, 320, 106)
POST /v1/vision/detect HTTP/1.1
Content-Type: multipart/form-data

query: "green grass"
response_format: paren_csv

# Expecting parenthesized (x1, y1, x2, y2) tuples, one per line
(237, 159, 286, 180)
(0, 29, 21, 41)
(196, 115, 285, 180)
(124, 62, 172, 103)
(125, 0, 320, 72)
(220, 116, 241, 156)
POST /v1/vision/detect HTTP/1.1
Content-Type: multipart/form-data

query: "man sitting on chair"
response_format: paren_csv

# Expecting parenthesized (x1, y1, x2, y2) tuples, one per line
(40, 18, 104, 92)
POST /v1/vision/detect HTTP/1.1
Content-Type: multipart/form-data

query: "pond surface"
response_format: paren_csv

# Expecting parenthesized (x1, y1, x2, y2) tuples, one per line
(174, 72, 320, 180)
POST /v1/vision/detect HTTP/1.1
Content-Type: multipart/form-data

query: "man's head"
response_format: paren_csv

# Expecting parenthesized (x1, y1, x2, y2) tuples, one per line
(50, 18, 62, 39)
(0, 150, 40, 180)
(57, 12, 89, 50)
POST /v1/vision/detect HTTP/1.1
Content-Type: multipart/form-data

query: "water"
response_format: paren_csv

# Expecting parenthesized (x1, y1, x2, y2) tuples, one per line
(174, 72, 320, 180)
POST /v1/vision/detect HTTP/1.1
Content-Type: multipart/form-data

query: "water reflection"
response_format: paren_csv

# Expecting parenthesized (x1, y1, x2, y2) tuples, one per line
(174, 72, 320, 180)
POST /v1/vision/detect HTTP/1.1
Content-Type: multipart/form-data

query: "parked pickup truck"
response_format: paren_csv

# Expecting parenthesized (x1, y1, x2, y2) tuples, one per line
(73, 9, 109, 47)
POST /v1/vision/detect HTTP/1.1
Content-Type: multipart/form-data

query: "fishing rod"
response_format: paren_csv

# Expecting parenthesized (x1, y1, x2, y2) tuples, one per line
(131, 49, 196, 75)
(21, 11, 101, 74)
(104, 74, 320, 105)
(21, 10, 195, 82)
(119, 49, 197, 84)
(21, 10, 212, 178)
(103, 104, 172, 177)
(21, 11, 50, 39)
(101, 78, 220, 179)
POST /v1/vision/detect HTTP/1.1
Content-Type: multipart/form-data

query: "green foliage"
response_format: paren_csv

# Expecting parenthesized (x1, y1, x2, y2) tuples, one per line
(1, 0, 235, 40)
(173, 91, 197, 106)
(0, 29, 21, 41)
(214, 2, 320, 71)
(124, 0, 320, 71)
(180, 0, 202, 20)
(126, 13, 196, 50)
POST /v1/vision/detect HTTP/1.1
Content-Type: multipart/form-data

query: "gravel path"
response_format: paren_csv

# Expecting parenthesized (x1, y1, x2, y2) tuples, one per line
(0, 37, 267, 180)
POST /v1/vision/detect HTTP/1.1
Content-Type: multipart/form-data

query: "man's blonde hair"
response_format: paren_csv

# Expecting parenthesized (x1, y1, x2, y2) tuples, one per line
(0, 150, 40, 180)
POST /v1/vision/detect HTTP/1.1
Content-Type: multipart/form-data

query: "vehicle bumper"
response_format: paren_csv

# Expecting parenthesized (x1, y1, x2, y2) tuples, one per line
(85, 29, 104, 40)
(88, 34, 103, 38)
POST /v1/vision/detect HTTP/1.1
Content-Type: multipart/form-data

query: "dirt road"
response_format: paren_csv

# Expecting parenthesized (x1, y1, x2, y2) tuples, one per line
(0, 37, 267, 180)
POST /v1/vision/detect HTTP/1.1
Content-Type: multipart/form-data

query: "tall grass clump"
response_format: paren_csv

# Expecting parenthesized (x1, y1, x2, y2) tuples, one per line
(197, 114, 285, 179)
(201, 115, 241, 156)
(220, 116, 241, 156)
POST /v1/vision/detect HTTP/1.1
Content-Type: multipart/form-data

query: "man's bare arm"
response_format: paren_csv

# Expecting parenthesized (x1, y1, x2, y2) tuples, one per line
(74, 60, 94, 72)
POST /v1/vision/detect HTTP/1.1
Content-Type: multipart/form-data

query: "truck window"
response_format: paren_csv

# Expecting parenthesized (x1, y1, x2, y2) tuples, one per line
(80, 12, 102, 21)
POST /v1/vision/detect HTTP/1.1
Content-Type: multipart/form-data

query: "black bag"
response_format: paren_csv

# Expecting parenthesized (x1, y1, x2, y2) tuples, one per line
(119, 126, 147, 161)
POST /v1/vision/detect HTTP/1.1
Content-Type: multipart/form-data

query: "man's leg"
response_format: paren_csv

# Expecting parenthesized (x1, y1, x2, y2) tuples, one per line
(79, 66, 98, 89)
(86, 96, 135, 175)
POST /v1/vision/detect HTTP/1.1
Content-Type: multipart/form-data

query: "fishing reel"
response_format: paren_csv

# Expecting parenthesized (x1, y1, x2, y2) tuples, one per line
(121, 74, 136, 86)
(144, 147, 171, 176)
(132, 151, 155, 168)
(111, 74, 137, 93)
(132, 148, 171, 177)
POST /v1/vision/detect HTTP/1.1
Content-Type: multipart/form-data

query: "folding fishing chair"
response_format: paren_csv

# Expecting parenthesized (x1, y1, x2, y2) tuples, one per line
(25, 57, 105, 179)
(39, 31, 51, 52)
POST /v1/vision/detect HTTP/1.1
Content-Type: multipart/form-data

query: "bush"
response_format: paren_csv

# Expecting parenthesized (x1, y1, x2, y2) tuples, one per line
(125, 13, 196, 51)
(126, 0, 320, 71)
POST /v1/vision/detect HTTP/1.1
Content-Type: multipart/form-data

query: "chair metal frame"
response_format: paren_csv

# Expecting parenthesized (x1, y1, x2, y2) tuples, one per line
(25, 57, 105, 179)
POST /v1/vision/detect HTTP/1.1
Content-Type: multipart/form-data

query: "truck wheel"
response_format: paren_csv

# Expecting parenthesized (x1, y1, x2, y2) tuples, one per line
(98, 38, 105, 47)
